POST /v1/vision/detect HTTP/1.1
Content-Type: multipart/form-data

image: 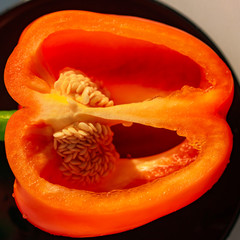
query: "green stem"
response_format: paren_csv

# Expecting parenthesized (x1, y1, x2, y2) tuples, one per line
(0, 110, 17, 141)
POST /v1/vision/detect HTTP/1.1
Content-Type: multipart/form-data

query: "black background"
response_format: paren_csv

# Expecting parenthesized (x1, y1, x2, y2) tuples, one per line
(0, 0, 240, 239)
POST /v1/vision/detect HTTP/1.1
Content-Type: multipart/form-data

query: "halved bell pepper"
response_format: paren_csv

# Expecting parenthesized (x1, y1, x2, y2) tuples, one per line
(4, 10, 233, 237)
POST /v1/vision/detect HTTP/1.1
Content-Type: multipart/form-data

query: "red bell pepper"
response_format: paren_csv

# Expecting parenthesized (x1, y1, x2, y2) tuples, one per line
(4, 10, 233, 237)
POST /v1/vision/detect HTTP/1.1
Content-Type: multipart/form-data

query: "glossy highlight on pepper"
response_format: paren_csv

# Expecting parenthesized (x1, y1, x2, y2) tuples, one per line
(4, 10, 233, 237)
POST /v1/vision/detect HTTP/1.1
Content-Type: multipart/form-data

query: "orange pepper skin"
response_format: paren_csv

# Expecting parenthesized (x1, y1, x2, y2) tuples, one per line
(4, 11, 233, 237)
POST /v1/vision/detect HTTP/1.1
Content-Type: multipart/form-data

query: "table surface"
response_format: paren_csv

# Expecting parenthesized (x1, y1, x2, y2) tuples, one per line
(0, 1, 239, 240)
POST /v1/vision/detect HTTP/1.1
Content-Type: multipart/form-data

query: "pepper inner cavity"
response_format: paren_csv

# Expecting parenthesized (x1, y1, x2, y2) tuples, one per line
(53, 69, 119, 185)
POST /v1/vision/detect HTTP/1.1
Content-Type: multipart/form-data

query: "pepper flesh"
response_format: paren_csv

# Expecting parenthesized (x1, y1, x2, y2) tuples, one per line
(4, 10, 233, 237)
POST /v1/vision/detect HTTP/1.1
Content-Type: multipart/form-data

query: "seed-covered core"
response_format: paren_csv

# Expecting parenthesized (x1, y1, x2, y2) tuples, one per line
(53, 69, 119, 185)
(54, 69, 114, 107)
(53, 122, 118, 185)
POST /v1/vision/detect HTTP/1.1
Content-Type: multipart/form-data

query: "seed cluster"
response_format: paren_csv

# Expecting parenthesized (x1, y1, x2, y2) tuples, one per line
(53, 69, 118, 185)
(54, 122, 119, 185)
(54, 69, 114, 107)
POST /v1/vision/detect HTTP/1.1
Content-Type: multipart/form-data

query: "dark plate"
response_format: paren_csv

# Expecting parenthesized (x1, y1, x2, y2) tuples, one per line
(0, 0, 240, 240)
